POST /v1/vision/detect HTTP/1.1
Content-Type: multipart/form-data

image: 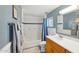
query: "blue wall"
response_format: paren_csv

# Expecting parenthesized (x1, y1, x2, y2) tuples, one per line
(0, 5, 22, 49)
(47, 5, 79, 29)
(63, 12, 76, 29)
(63, 11, 79, 29)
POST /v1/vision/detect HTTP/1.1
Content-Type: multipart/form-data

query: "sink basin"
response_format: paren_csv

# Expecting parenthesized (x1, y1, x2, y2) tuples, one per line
(52, 34, 63, 41)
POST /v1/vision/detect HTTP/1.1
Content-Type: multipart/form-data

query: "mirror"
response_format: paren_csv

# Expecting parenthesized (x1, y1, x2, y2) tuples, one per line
(58, 6, 79, 38)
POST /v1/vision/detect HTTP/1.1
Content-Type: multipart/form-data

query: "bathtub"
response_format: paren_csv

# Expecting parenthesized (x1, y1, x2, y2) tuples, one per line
(0, 42, 11, 53)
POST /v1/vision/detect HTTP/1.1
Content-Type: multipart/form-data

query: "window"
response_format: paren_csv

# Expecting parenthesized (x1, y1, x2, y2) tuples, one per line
(47, 17, 54, 27)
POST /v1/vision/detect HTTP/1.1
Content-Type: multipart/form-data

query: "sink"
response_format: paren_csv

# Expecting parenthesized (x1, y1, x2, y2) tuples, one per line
(53, 34, 63, 41)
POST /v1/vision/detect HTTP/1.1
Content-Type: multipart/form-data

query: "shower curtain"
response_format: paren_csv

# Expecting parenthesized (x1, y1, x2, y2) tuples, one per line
(42, 18, 48, 41)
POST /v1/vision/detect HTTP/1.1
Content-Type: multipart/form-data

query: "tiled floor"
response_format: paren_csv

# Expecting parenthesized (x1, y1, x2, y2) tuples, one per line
(23, 46, 40, 53)
(22, 39, 41, 53)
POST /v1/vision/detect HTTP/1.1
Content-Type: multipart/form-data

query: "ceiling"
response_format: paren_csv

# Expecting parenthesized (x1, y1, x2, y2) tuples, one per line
(22, 5, 60, 17)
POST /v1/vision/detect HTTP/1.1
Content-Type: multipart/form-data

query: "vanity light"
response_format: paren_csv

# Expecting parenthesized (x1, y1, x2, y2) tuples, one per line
(59, 5, 79, 15)
(75, 18, 79, 24)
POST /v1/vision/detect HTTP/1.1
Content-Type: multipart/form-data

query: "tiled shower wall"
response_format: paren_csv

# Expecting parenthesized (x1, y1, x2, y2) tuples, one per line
(22, 15, 42, 48)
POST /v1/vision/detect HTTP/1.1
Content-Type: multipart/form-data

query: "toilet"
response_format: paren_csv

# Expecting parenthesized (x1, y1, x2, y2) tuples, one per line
(39, 41, 46, 53)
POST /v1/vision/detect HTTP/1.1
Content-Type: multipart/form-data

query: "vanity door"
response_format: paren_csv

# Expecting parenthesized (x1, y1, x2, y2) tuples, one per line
(45, 37, 66, 53)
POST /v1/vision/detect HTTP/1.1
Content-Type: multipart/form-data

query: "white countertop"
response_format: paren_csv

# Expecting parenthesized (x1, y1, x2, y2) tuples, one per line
(46, 34, 79, 53)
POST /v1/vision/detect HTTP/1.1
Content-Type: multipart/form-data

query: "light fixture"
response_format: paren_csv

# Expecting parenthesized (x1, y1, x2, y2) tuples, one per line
(75, 18, 79, 24)
(59, 5, 79, 15)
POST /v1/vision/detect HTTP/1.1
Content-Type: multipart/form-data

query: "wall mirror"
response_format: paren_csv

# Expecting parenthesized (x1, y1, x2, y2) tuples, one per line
(58, 5, 79, 38)
(47, 17, 54, 28)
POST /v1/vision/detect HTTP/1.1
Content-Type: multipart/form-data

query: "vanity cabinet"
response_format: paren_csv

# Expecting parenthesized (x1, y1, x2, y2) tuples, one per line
(45, 37, 69, 53)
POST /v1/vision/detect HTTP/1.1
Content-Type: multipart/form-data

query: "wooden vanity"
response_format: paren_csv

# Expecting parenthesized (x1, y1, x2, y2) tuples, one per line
(45, 37, 70, 53)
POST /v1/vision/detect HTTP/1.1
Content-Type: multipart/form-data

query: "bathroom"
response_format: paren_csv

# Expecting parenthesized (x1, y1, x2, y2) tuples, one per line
(0, 5, 79, 53)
